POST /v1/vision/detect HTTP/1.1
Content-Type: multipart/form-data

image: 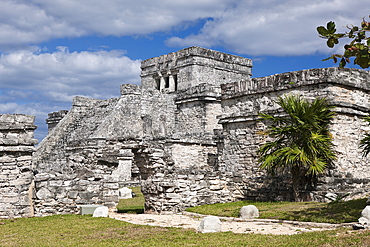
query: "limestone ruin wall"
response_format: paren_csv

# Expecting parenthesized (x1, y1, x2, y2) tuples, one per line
(31, 47, 253, 215)
(218, 68, 370, 201)
(0, 114, 37, 219)
(2, 47, 370, 217)
(141, 46, 252, 92)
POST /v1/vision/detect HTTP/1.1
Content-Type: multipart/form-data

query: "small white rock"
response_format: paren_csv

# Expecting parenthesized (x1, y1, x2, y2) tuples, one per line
(93, 206, 109, 217)
(361, 205, 370, 220)
(118, 187, 132, 199)
(239, 205, 259, 219)
(197, 216, 222, 233)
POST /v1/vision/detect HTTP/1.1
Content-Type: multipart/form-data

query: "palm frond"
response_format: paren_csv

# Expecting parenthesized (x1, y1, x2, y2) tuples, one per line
(258, 94, 336, 179)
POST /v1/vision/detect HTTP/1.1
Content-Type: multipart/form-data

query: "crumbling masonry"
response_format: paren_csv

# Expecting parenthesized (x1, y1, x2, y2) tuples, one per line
(1, 47, 370, 218)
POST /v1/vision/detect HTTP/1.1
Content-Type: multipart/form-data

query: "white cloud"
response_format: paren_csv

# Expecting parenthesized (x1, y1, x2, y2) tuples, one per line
(167, 0, 370, 56)
(0, 47, 141, 140)
(0, 0, 237, 51)
(0, 47, 141, 100)
(1, 0, 367, 56)
(0, 1, 83, 50)
(0, 101, 64, 141)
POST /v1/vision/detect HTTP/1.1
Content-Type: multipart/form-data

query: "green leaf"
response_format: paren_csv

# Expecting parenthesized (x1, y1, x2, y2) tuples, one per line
(326, 21, 336, 33)
(339, 58, 346, 68)
(333, 33, 345, 38)
(327, 38, 333, 48)
(317, 26, 329, 35)
(327, 38, 335, 48)
(354, 56, 370, 69)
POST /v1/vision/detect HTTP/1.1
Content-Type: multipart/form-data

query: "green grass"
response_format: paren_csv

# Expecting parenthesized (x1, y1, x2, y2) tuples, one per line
(1, 189, 369, 246)
(1, 214, 370, 246)
(116, 187, 145, 214)
(117, 187, 366, 223)
(186, 198, 367, 224)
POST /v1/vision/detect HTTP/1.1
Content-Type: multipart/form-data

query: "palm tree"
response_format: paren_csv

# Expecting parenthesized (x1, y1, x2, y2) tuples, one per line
(360, 115, 370, 157)
(258, 94, 336, 201)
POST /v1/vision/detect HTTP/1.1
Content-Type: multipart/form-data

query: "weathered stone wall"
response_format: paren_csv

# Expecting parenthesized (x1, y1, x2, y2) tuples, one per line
(134, 142, 234, 213)
(141, 46, 252, 92)
(26, 48, 370, 216)
(174, 83, 222, 142)
(32, 83, 178, 215)
(0, 114, 37, 219)
(218, 68, 370, 201)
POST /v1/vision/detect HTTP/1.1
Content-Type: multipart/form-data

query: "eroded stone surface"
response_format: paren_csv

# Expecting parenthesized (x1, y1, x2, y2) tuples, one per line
(0, 114, 37, 219)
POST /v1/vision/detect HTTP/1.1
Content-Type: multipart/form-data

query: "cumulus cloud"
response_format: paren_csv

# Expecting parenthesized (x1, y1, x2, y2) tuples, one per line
(0, 0, 237, 51)
(0, 1, 83, 50)
(167, 0, 370, 56)
(0, 47, 141, 140)
(1, 0, 367, 56)
(0, 101, 66, 141)
(0, 47, 141, 99)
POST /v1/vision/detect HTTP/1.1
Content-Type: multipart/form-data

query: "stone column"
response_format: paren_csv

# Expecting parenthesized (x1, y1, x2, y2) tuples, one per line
(45, 110, 68, 133)
(111, 149, 133, 181)
(0, 114, 37, 219)
(169, 73, 176, 92)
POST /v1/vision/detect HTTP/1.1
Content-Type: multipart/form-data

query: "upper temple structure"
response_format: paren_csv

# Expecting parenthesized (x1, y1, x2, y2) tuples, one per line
(1, 46, 370, 218)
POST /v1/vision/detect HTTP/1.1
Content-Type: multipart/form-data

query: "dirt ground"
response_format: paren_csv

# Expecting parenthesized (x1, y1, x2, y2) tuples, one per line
(109, 210, 351, 235)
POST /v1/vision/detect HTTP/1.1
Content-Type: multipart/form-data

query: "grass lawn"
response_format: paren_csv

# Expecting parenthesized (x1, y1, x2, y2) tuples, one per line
(1, 214, 370, 246)
(186, 198, 368, 224)
(2, 187, 369, 246)
(116, 187, 145, 214)
(117, 187, 367, 224)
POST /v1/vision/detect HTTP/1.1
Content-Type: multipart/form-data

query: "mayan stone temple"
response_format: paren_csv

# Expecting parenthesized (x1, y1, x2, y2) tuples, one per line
(1, 46, 370, 218)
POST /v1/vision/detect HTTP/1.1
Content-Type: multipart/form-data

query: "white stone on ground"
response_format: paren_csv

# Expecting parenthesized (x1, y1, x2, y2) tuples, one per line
(197, 216, 222, 233)
(239, 205, 259, 219)
(118, 187, 132, 199)
(93, 206, 109, 217)
(361, 205, 370, 220)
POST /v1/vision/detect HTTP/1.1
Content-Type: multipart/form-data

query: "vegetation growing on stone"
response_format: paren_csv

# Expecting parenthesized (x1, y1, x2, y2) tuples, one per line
(258, 95, 336, 201)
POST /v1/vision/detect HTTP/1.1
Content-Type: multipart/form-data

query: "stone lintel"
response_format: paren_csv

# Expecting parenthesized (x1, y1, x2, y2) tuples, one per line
(221, 68, 370, 100)
(219, 103, 370, 125)
(0, 124, 37, 130)
(0, 146, 36, 152)
(175, 96, 220, 104)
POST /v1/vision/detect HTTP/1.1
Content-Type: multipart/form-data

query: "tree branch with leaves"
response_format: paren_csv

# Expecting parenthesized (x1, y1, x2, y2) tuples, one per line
(317, 16, 370, 68)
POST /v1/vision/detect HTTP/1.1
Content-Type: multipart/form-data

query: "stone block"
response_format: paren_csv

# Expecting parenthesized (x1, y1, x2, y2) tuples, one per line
(103, 183, 119, 189)
(197, 216, 222, 233)
(118, 187, 132, 199)
(239, 205, 259, 219)
(68, 191, 79, 199)
(49, 180, 63, 187)
(36, 188, 54, 200)
(79, 205, 104, 215)
(93, 206, 109, 217)
(362, 205, 370, 220)
(34, 173, 50, 181)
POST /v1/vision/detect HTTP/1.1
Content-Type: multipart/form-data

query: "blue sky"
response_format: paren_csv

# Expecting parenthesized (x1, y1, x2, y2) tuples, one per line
(0, 0, 368, 141)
